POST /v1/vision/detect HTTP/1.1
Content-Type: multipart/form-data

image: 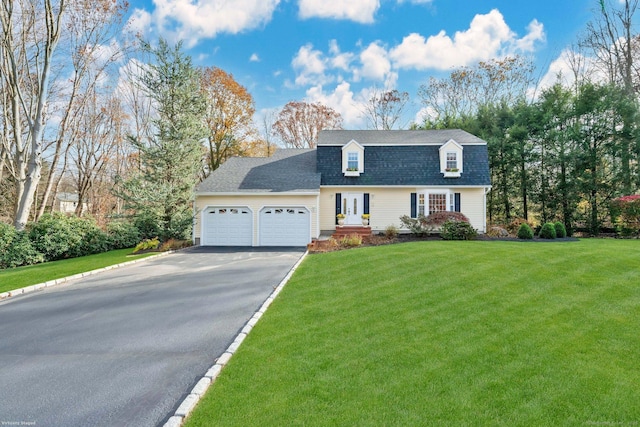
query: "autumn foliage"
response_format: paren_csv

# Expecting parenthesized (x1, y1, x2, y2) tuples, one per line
(272, 101, 343, 148)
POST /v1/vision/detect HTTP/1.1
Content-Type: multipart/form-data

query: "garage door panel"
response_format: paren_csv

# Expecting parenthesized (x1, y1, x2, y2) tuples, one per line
(203, 207, 252, 246)
(260, 207, 310, 246)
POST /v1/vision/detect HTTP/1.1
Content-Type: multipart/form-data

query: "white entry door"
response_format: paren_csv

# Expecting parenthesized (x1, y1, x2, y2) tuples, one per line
(343, 193, 363, 225)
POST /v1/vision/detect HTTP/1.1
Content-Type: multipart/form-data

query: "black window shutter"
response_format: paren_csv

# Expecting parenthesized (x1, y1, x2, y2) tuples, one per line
(364, 193, 370, 215)
(410, 193, 417, 218)
(455, 193, 461, 212)
(335, 193, 342, 224)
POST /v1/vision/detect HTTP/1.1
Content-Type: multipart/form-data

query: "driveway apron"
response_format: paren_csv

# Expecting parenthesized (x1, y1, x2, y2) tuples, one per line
(0, 247, 305, 427)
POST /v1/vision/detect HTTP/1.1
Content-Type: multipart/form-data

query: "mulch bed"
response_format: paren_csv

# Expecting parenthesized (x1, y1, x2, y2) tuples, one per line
(308, 233, 581, 253)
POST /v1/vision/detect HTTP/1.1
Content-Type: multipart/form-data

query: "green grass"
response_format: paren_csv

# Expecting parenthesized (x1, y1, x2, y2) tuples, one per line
(0, 248, 156, 293)
(186, 239, 640, 427)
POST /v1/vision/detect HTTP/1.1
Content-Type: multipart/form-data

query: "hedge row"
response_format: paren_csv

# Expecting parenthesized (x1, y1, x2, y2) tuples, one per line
(0, 214, 142, 269)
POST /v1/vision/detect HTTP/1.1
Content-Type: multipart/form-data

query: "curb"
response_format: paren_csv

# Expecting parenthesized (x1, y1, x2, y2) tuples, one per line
(163, 250, 309, 427)
(0, 250, 176, 302)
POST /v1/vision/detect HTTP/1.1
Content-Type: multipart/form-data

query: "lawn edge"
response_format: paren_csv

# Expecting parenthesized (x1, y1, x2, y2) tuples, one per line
(0, 250, 176, 301)
(163, 250, 310, 427)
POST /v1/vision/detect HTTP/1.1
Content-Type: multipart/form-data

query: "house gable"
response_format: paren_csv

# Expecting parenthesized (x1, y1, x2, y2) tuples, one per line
(341, 139, 365, 176)
(439, 139, 463, 178)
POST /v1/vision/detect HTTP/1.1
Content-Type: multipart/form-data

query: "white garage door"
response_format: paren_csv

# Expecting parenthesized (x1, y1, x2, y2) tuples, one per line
(260, 207, 310, 246)
(202, 207, 253, 246)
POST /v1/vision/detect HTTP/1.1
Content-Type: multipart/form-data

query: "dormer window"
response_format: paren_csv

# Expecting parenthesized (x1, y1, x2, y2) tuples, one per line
(342, 139, 364, 176)
(439, 139, 463, 178)
(347, 152, 359, 171)
(446, 152, 458, 171)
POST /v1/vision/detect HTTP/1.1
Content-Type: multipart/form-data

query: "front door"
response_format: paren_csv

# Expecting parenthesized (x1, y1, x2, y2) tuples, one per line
(343, 193, 363, 225)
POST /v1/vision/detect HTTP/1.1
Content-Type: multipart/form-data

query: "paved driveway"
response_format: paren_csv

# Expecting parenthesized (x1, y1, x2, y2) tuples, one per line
(0, 247, 305, 427)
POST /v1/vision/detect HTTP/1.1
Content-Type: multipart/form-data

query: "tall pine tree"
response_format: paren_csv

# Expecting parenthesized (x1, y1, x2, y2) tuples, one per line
(117, 39, 205, 240)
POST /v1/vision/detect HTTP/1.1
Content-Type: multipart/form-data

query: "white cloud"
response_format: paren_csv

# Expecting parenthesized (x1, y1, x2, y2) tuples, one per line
(298, 0, 380, 24)
(515, 19, 545, 52)
(127, 0, 280, 47)
(250, 53, 260, 62)
(389, 9, 545, 71)
(305, 82, 366, 127)
(358, 42, 390, 81)
(329, 40, 355, 71)
(292, 44, 329, 86)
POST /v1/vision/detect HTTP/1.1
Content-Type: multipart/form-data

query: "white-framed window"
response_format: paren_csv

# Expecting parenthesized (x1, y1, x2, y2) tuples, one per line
(347, 152, 359, 171)
(446, 152, 457, 170)
(429, 193, 447, 214)
(418, 191, 453, 216)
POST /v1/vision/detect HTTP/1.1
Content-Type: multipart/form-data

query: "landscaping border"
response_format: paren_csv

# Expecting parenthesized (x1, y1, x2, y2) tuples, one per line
(162, 250, 309, 427)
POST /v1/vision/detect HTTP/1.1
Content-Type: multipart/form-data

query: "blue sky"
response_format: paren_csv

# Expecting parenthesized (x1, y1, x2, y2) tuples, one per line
(125, 0, 601, 128)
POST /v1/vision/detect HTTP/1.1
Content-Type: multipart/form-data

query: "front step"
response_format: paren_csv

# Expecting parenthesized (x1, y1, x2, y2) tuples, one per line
(332, 225, 372, 239)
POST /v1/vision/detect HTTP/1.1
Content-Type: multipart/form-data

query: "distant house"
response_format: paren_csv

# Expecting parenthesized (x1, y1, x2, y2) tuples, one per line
(54, 193, 88, 215)
(194, 129, 491, 246)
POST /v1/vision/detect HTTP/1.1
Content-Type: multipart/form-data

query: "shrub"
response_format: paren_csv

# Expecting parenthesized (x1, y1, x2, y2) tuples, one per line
(440, 220, 477, 240)
(28, 213, 83, 261)
(159, 239, 192, 252)
(554, 221, 567, 238)
(507, 218, 534, 236)
(67, 216, 109, 257)
(539, 222, 557, 239)
(0, 223, 44, 269)
(427, 211, 470, 227)
(399, 214, 430, 236)
(400, 212, 469, 236)
(107, 221, 141, 249)
(339, 234, 362, 247)
(610, 195, 640, 237)
(486, 226, 509, 238)
(517, 223, 534, 240)
(132, 237, 160, 254)
(384, 225, 399, 239)
(133, 212, 161, 240)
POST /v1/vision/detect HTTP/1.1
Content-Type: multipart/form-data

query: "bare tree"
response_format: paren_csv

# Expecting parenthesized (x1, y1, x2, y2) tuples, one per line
(36, 0, 128, 220)
(272, 101, 343, 148)
(362, 88, 410, 130)
(0, 0, 68, 230)
(70, 95, 124, 218)
(580, 0, 640, 192)
(418, 56, 535, 122)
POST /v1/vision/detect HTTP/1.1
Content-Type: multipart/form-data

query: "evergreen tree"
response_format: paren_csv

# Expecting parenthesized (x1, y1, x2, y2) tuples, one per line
(117, 39, 205, 240)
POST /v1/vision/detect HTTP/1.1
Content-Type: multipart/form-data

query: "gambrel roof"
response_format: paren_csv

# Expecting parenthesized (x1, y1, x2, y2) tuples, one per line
(317, 130, 491, 187)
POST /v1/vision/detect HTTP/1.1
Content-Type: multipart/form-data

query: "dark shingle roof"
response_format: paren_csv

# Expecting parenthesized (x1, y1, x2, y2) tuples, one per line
(316, 129, 491, 187)
(317, 145, 490, 186)
(196, 149, 320, 193)
(317, 129, 486, 146)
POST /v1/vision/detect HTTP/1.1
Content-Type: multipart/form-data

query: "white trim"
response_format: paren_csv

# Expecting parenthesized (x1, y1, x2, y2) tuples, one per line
(196, 191, 320, 196)
(320, 185, 490, 189)
(319, 142, 487, 147)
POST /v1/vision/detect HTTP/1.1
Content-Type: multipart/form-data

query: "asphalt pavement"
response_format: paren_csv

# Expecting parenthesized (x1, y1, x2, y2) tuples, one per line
(0, 247, 305, 427)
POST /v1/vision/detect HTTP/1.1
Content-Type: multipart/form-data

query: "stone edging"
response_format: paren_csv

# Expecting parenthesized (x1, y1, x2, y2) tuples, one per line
(162, 250, 309, 427)
(0, 251, 175, 302)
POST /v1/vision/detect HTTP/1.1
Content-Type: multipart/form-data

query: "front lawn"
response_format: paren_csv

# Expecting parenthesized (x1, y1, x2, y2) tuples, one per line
(186, 239, 640, 426)
(0, 248, 156, 294)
